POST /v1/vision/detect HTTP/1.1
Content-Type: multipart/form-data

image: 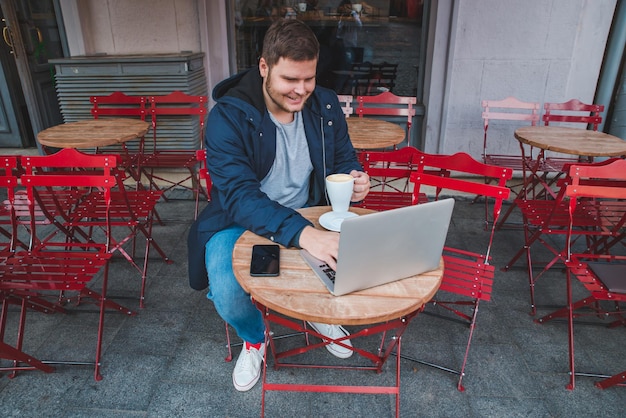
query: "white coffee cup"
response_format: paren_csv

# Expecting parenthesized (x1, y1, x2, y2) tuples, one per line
(326, 173, 354, 213)
(298, 2, 307, 12)
(352, 3, 362, 13)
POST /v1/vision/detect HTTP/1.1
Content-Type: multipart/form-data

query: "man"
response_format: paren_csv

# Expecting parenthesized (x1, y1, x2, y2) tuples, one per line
(187, 18, 370, 392)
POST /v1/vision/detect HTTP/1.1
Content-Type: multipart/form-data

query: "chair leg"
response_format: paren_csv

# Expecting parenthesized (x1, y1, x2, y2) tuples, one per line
(595, 370, 626, 389)
(455, 301, 483, 393)
(524, 236, 537, 316)
(82, 263, 136, 381)
(224, 321, 233, 362)
(495, 200, 519, 230)
(0, 298, 55, 376)
(10, 297, 28, 378)
(94, 262, 109, 381)
(566, 269, 575, 390)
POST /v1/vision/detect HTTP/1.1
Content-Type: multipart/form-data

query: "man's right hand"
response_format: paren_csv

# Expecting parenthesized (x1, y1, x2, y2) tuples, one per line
(298, 225, 340, 270)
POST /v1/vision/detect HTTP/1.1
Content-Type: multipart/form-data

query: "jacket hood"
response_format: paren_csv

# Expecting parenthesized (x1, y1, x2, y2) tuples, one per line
(212, 67, 322, 119)
(212, 67, 266, 115)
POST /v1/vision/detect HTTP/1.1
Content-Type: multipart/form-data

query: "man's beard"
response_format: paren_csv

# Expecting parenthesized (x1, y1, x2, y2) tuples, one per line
(265, 69, 307, 114)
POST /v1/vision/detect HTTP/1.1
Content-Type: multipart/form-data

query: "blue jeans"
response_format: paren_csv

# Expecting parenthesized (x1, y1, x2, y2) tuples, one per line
(205, 225, 265, 345)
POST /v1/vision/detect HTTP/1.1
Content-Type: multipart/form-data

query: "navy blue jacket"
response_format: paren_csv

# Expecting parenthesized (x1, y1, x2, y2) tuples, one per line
(187, 68, 362, 290)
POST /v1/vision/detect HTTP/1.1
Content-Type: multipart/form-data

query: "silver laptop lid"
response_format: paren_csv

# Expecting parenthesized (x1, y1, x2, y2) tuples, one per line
(302, 198, 454, 296)
(331, 198, 454, 296)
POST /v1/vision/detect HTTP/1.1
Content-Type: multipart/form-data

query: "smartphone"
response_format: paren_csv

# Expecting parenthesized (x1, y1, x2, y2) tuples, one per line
(250, 244, 280, 277)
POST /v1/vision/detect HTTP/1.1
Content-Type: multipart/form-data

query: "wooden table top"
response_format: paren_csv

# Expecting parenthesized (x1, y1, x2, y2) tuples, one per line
(347, 117, 406, 150)
(515, 126, 626, 157)
(37, 118, 150, 148)
(232, 206, 443, 326)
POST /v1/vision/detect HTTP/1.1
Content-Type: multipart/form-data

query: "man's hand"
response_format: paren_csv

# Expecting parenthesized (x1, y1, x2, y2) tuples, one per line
(298, 225, 340, 270)
(350, 170, 370, 202)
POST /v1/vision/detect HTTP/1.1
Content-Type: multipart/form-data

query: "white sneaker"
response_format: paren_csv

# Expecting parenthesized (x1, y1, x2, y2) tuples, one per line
(306, 321, 353, 359)
(232, 341, 265, 392)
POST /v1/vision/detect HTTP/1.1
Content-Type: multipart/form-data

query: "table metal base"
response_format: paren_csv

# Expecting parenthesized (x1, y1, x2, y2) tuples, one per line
(255, 300, 422, 418)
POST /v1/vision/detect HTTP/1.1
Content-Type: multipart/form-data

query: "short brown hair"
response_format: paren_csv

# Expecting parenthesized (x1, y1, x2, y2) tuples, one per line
(261, 19, 320, 68)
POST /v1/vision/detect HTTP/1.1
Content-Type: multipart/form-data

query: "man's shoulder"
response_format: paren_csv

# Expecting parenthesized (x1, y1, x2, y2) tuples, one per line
(309, 86, 341, 112)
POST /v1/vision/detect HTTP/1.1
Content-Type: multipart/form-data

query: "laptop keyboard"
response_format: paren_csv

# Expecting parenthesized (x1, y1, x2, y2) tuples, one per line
(321, 264, 336, 283)
(300, 250, 336, 284)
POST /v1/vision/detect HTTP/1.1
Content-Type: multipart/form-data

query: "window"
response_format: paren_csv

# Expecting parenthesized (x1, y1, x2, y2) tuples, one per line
(230, 1, 424, 97)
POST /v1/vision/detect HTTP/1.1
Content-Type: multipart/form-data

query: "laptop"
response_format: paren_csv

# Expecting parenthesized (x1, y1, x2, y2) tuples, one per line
(301, 198, 454, 296)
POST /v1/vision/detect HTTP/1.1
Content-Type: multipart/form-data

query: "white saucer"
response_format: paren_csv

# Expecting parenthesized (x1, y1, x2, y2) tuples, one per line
(319, 211, 359, 232)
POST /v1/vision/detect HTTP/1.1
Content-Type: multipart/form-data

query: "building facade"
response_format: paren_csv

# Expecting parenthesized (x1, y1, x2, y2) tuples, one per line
(0, 0, 621, 156)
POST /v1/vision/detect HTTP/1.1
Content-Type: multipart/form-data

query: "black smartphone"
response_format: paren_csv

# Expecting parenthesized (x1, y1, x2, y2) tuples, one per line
(250, 244, 280, 277)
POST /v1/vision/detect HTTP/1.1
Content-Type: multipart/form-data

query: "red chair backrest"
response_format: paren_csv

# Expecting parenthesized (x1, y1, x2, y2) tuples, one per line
(148, 91, 208, 119)
(356, 92, 417, 144)
(412, 152, 512, 198)
(566, 159, 626, 201)
(148, 91, 208, 149)
(565, 159, 626, 258)
(482, 96, 540, 131)
(356, 91, 416, 119)
(359, 146, 424, 174)
(410, 152, 512, 260)
(20, 149, 119, 249)
(543, 98, 604, 130)
(481, 97, 540, 161)
(90, 91, 147, 120)
(0, 156, 19, 251)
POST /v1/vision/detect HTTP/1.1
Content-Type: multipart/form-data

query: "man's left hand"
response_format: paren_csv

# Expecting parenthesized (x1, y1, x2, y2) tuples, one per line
(350, 170, 370, 202)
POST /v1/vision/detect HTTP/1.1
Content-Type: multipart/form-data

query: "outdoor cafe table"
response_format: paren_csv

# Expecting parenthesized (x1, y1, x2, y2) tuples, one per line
(37, 118, 149, 149)
(505, 125, 626, 301)
(515, 126, 626, 158)
(232, 206, 443, 417)
(347, 117, 406, 149)
(515, 126, 626, 199)
(37, 118, 150, 182)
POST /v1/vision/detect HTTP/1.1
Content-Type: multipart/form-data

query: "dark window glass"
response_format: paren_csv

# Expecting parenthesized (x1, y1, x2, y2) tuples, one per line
(231, 1, 423, 97)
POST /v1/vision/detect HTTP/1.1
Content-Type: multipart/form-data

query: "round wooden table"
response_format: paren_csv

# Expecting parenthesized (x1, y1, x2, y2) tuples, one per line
(232, 206, 443, 417)
(347, 117, 406, 150)
(232, 206, 443, 325)
(515, 126, 626, 157)
(37, 118, 150, 149)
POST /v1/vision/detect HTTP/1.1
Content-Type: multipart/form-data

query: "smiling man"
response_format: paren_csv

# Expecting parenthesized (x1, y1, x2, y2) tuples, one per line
(187, 18, 370, 392)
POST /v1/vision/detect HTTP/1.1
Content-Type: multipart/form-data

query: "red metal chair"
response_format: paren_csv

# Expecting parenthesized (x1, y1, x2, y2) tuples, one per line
(532, 159, 626, 389)
(0, 155, 57, 376)
(20, 149, 170, 308)
(89, 91, 148, 186)
(543, 98, 604, 129)
(2, 151, 135, 380)
(357, 146, 444, 211)
(138, 91, 208, 203)
(194, 149, 212, 220)
(482, 97, 540, 169)
(510, 99, 606, 220)
(355, 91, 416, 149)
(402, 152, 512, 391)
(0, 156, 20, 252)
(540, 98, 604, 173)
(503, 158, 624, 315)
(481, 97, 540, 228)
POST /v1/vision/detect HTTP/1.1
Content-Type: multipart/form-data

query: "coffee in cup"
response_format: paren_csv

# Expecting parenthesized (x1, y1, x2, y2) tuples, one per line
(326, 173, 354, 213)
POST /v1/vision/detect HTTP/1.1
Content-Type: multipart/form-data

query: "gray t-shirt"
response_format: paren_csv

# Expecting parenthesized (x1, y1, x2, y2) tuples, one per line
(260, 111, 313, 209)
